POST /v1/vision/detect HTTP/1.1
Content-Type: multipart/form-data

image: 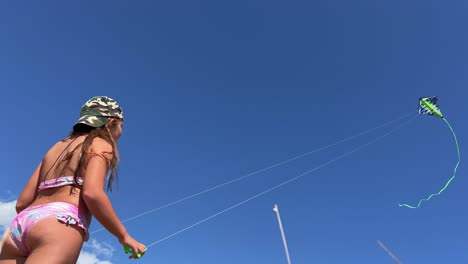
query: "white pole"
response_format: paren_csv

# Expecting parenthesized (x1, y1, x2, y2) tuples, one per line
(376, 240, 402, 264)
(273, 204, 292, 264)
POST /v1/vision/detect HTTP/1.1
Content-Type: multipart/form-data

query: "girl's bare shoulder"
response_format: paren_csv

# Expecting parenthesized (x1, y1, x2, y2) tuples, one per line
(89, 137, 114, 156)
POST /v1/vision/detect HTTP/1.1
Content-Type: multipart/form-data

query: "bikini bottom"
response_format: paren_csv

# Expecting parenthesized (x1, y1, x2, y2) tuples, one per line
(8, 202, 89, 255)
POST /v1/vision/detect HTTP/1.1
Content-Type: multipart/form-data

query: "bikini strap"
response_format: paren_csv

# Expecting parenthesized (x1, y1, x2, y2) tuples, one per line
(42, 137, 79, 181)
(74, 151, 84, 186)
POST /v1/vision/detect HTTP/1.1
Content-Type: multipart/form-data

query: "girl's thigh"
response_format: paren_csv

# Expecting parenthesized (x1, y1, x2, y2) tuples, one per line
(0, 234, 27, 264)
(25, 217, 85, 264)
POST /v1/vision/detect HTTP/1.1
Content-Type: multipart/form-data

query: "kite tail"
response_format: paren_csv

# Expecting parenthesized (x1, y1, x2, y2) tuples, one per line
(399, 117, 461, 209)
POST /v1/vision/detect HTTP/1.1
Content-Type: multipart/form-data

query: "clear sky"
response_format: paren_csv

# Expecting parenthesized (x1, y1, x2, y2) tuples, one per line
(1, 1, 467, 263)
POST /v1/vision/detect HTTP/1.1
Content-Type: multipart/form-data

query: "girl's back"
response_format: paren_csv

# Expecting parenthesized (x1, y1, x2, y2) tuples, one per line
(32, 136, 88, 213)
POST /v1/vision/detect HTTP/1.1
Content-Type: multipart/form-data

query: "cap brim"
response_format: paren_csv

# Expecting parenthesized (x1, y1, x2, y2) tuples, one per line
(74, 115, 109, 128)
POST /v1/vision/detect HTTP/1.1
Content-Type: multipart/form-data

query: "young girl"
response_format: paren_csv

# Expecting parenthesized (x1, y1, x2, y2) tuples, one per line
(0, 96, 146, 263)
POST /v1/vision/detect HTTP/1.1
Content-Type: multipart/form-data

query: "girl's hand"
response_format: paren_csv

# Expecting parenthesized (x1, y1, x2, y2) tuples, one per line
(119, 234, 147, 259)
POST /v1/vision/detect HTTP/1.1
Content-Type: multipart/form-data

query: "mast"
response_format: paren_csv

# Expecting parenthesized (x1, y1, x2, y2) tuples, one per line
(273, 204, 292, 264)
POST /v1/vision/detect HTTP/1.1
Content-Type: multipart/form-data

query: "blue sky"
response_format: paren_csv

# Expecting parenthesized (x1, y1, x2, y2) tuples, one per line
(1, 1, 467, 263)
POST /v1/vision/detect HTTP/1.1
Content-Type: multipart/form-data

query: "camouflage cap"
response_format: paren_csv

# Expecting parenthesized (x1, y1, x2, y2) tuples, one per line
(74, 96, 124, 128)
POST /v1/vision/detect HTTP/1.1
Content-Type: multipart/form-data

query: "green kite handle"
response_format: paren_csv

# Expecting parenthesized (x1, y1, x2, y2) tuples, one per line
(124, 246, 144, 258)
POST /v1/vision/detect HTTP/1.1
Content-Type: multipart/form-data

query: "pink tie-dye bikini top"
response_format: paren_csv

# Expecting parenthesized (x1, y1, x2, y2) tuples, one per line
(38, 176, 84, 192)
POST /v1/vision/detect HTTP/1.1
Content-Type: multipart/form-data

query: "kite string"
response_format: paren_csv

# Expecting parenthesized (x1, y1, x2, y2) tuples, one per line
(90, 111, 414, 234)
(145, 114, 418, 248)
(398, 117, 461, 208)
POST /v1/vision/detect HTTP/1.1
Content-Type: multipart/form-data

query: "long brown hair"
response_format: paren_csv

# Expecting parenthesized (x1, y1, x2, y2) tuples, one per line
(70, 118, 120, 191)
(53, 118, 122, 191)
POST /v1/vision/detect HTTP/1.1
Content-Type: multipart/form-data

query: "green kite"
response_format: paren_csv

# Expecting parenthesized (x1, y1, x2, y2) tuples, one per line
(399, 96, 461, 208)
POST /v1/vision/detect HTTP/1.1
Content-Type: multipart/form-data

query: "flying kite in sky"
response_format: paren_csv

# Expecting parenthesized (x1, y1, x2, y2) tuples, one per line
(398, 96, 461, 208)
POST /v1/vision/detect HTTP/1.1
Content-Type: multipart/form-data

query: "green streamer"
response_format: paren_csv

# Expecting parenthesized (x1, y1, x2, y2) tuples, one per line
(399, 117, 460, 208)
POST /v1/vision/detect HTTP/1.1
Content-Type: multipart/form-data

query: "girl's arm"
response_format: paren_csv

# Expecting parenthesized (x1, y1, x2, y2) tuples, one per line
(81, 138, 129, 240)
(82, 138, 145, 258)
(16, 162, 42, 213)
